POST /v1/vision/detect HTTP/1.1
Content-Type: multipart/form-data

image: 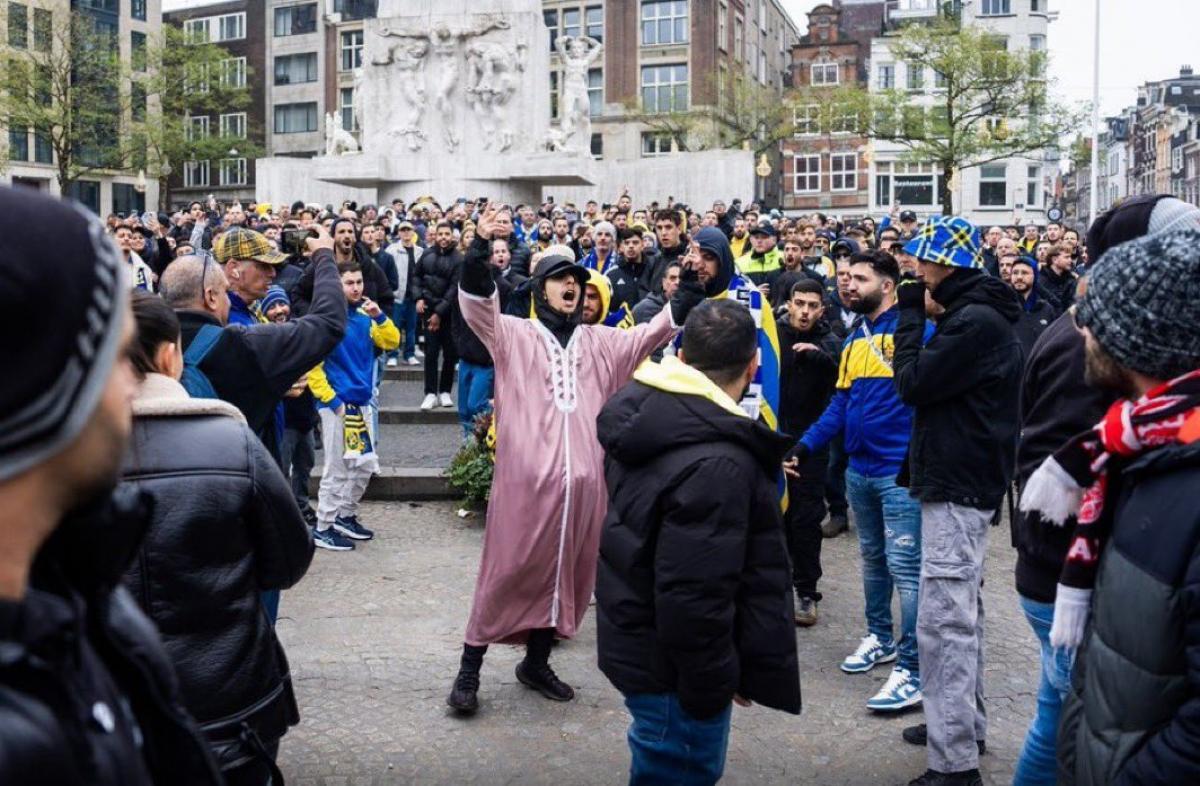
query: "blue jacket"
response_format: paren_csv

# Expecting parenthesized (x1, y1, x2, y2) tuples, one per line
(799, 305, 932, 478)
(308, 305, 399, 410)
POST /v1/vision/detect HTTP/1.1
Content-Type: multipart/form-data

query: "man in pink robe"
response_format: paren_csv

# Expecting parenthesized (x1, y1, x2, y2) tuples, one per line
(446, 206, 704, 714)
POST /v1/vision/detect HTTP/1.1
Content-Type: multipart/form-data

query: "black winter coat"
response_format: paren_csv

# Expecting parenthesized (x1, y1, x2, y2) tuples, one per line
(606, 254, 656, 311)
(1013, 297, 1057, 363)
(0, 488, 223, 786)
(416, 244, 463, 319)
(1058, 440, 1200, 785)
(1013, 314, 1111, 603)
(1039, 266, 1078, 311)
(595, 380, 801, 721)
(648, 241, 689, 294)
(177, 248, 346, 460)
(293, 244, 395, 316)
(121, 389, 313, 771)
(451, 239, 513, 366)
(776, 317, 841, 439)
(893, 269, 1024, 511)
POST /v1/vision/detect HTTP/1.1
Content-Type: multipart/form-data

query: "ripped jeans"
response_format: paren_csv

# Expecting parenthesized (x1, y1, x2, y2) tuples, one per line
(845, 469, 922, 674)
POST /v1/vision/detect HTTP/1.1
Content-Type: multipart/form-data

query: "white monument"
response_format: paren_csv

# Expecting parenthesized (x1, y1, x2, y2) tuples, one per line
(303, 0, 594, 206)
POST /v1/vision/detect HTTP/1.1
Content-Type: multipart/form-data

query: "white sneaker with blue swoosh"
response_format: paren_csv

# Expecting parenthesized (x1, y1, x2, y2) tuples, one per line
(867, 666, 922, 712)
(840, 633, 897, 673)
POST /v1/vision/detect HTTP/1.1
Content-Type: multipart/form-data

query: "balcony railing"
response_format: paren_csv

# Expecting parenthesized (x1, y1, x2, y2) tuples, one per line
(885, 0, 961, 30)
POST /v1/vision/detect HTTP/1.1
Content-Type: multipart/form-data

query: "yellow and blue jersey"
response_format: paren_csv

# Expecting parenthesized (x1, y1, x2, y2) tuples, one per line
(309, 305, 399, 410)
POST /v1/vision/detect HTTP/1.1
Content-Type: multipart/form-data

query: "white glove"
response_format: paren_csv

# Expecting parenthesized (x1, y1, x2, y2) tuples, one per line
(1049, 584, 1092, 650)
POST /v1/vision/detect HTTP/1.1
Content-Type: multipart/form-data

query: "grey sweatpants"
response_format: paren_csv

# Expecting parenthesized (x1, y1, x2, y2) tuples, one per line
(917, 501, 991, 774)
(316, 406, 376, 529)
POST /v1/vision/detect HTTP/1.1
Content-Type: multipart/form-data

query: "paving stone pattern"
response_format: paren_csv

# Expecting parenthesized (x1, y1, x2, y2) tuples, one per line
(276, 502, 1040, 785)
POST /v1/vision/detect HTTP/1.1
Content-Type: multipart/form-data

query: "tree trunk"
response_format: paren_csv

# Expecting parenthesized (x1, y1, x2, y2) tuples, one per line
(941, 163, 956, 216)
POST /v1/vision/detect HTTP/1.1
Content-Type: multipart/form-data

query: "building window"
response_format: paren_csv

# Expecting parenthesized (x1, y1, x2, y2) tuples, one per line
(33, 129, 51, 163)
(275, 4, 317, 36)
(641, 63, 687, 113)
(32, 7, 48, 50)
(112, 183, 143, 216)
(341, 30, 363, 71)
(274, 102, 318, 134)
(641, 132, 672, 157)
(274, 52, 318, 84)
(1031, 0, 1042, 10)
(66, 180, 99, 213)
(562, 8, 580, 38)
(8, 2, 26, 48)
(217, 13, 245, 42)
(979, 163, 1007, 206)
(131, 83, 147, 121)
(220, 112, 246, 139)
(1026, 165, 1040, 206)
(793, 154, 820, 193)
(980, 0, 1010, 14)
(877, 63, 894, 90)
(879, 161, 941, 207)
(8, 126, 28, 160)
(811, 62, 838, 86)
(186, 115, 210, 141)
(131, 31, 147, 71)
(588, 68, 602, 116)
(717, 1, 727, 51)
(184, 18, 209, 44)
(221, 57, 246, 88)
(905, 62, 923, 91)
(831, 153, 857, 191)
(183, 160, 210, 188)
(219, 157, 247, 186)
(1108, 151, 1118, 176)
(585, 5, 602, 42)
(830, 105, 856, 134)
(130, 0, 145, 20)
(1172, 146, 1183, 172)
(793, 104, 819, 136)
(340, 87, 355, 131)
(543, 9, 558, 51)
(875, 174, 891, 207)
(641, 0, 687, 47)
(590, 132, 602, 159)
(184, 62, 210, 93)
(733, 15, 743, 62)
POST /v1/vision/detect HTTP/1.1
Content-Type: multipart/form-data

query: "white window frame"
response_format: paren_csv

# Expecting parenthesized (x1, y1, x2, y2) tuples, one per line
(183, 18, 209, 44)
(793, 104, 819, 136)
(906, 62, 924, 91)
(877, 63, 894, 90)
(339, 86, 356, 131)
(640, 63, 688, 114)
(340, 29, 363, 71)
(220, 112, 246, 139)
(979, 0, 1010, 15)
(640, 0, 688, 47)
(186, 115, 209, 141)
(1172, 146, 1183, 172)
(641, 131, 672, 158)
(183, 160, 209, 188)
(220, 57, 246, 88)
(979, 163, 1008, 207)
(1026, 165, 1041, 207)
(830, 153, 857, 192)
(811, 62, 838, 86)
(830, 105, 856, 135)
(587, 68, 603, 117)
(717, 1, 727, 52)
(216, 13, 245, 42)
(793, 154, 820, 194)
(218, 157, 247, 186)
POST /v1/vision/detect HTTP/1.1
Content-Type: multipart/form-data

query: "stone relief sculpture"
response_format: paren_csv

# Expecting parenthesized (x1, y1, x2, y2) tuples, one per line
(465, 40, 522, 152)
(352, 67, 366, 136)
(555, 35, 602, 155)
(324, 112, 360, 156)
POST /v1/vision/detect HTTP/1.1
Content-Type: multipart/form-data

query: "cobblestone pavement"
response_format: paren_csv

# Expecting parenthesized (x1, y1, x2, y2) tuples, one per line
(276, 501, 1039, 786)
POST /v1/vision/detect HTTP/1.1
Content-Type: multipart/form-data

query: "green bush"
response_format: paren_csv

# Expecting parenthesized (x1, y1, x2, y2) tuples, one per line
(445, 411, 494, 509)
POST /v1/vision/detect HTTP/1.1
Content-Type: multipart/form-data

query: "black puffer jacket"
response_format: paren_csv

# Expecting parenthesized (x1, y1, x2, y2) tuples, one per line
(596, 376, 801, 721)
(120, 379, 314, 771)
(1058, 439, 1200, 785)
(416, 243, 463, 319)
(451, 237, 513, 366)
(776, 316, 841, 439)
(292, 243, 394, 315)
(893, 269, 1024, 510)
(0, 487, 223, 786)
(605, 254, 656, 311)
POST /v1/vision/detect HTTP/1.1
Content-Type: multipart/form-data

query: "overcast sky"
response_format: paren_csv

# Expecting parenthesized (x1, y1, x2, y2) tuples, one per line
(780, 0, 1200, 118)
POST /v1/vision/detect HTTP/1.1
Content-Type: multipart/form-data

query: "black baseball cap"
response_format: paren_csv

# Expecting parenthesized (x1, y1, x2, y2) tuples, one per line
(899, 210, 918, 222)
(748, 224, 777, 237)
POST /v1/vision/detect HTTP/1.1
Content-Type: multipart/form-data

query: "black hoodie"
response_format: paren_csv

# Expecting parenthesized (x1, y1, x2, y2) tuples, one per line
(776, 316, 841, 438)
(595, 375, 801, 721)
(893, 269, 1025, 510)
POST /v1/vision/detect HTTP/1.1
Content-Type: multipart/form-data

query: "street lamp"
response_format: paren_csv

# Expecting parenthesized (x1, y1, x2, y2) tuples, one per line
(755, 153, 772, 207)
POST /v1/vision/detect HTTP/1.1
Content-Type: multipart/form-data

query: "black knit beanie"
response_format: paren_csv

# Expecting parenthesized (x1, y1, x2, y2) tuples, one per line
(0, 187, 128, 481)
(1086, 194, 1200, 260)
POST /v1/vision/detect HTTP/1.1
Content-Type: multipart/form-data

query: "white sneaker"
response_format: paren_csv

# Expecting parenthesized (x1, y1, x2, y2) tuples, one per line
(415, 348, 425, 359)
(405, 356, 421, 366)
(420, 393, 437, 410)
(866, 667, 922, 712)
(839, 633, 897, 673)
(386, 357, 398, 368)
(439, 392, 454, 408)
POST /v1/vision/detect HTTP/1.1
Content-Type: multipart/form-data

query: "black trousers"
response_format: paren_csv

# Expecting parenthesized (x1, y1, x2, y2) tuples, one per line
(423, 324, 457, 395)
(786, 450, 828, 601)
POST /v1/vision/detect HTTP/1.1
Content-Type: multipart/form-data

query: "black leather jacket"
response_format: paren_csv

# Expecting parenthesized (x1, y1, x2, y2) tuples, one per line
(0, 488, 223, 786)
(120, 380, 314, 772)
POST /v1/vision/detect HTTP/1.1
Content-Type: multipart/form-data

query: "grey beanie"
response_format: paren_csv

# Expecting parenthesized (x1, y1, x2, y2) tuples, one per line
(592, 220, 617, 240)
(1076, 228, 1200, 381)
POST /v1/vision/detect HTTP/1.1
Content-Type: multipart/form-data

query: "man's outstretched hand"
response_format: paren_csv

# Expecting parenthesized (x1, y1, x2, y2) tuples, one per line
(669, 265, 705, 326)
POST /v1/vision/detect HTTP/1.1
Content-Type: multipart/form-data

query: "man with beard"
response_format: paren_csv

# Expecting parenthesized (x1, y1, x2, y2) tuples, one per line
(980, 225, 1003, 277)
(582, 220, 618, 273)
(606, 227, 656, 314)
(0, 189, 223, 785)
(632, 260, 681, 328)
(729, 215, 751, 258)
(893, 217, 1024, 786)
(1021, 229, 1200, 786)
(445, 206, 704, 716)
(550, 215, 573, 246)
(291, 218, 394, 317)
(416, 221, 461, 410)
(1040, 242, 1078, 310)
(777, 279, 842, 626)
(767, 237, 824, 310)
(786, 251, 929, 712)
(1009, 257, 1056, 358)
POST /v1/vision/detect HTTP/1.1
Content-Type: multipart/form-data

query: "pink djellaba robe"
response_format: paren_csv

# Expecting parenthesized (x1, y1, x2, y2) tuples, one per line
(458, 288, 678, 646)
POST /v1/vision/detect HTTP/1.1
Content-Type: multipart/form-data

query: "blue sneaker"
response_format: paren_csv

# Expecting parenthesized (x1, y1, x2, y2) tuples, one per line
(313, 526, 354, 551)
(840, 633, 898, 673)
(866, 666, 922, 712)
(333, 515, 374, 541)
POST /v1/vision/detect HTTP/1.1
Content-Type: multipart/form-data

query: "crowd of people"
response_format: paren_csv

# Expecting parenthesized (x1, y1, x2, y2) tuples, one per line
(3, 181, 1200, 786)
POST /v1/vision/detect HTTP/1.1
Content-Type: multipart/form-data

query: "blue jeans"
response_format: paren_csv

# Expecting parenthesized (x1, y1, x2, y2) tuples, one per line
(1013, 595, 1073, 786)
(457, 361, 494, 435)
(624, 693, 731, 786)
(844, 468, 922, 674)
(390, 299, 418, 360)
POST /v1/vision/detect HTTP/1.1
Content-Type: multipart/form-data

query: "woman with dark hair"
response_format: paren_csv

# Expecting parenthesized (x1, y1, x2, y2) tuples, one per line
(120, 290, 315, 786)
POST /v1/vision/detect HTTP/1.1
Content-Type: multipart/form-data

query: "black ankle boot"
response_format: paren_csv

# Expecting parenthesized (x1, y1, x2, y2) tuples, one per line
(516, 629, 574, 702)
(447, 643, 487, 714)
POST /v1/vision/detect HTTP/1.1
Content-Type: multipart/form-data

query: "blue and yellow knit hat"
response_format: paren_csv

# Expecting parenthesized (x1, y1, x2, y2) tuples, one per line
(902, 216, 983, 269)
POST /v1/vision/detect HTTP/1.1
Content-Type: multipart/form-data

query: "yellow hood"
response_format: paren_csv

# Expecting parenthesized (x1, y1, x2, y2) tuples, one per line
(586, 268, 612, 319)
(632, 357, 749, 419)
